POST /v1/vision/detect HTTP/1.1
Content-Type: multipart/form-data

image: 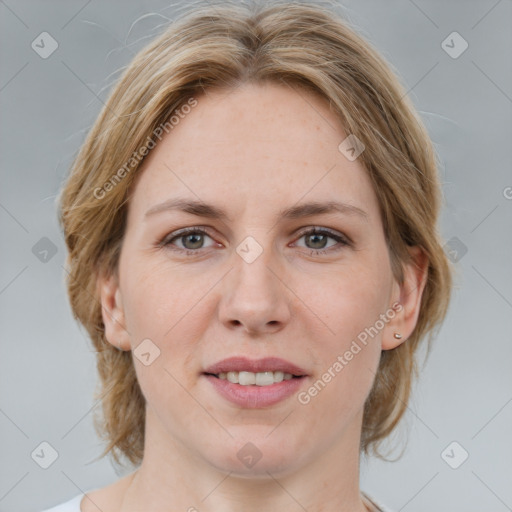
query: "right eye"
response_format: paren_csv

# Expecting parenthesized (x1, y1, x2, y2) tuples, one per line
(161, 227, 219, 253)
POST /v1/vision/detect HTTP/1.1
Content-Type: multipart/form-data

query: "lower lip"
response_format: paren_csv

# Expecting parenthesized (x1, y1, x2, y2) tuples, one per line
(204, 374, 306, 408)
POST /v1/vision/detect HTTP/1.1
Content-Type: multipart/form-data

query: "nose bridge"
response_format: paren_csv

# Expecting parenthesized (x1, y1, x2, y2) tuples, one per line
(232, 234, 281, 302)
(218, 232, 290, 333)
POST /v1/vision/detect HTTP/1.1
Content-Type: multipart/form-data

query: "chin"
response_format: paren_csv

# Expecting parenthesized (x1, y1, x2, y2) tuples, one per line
(201, 428, 305, 477)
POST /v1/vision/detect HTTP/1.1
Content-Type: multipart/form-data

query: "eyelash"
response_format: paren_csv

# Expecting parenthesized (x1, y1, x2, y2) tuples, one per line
(159, 226, 351, 257)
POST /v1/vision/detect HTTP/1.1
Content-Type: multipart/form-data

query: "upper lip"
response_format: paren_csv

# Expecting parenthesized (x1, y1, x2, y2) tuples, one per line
(204, 357, 308, 376)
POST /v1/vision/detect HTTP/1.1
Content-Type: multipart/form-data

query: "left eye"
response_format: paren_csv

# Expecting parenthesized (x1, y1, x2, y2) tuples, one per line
(294, 228, 348, 252)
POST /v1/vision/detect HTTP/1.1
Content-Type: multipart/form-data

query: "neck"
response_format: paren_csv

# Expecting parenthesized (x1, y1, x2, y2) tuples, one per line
(120, 407, 369, 512)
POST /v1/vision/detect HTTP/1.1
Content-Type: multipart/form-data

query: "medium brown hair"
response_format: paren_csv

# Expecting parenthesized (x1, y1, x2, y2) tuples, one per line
(58, 0, 452, 468)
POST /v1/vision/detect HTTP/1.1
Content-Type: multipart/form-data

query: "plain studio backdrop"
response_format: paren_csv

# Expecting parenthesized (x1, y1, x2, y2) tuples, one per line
(0, 1, 511, 511)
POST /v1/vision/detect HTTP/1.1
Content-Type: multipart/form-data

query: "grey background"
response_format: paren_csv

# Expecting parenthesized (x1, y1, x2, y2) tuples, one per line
(1, 0, 511, 511)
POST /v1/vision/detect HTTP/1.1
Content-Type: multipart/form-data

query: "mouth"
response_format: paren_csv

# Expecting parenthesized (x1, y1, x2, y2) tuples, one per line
(203, 356, 308, 383)
(204, 370, 305, 386)
(202, 357, 308, 408)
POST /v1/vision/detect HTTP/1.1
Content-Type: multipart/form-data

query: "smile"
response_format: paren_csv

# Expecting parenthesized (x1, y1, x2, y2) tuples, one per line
(212, 370, 297, 386)
(202, 357, 308, 408)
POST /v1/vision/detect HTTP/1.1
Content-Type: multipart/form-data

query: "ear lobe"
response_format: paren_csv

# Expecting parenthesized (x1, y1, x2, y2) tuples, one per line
(382, 246, 429, 350)
(97, 271, 131, 351)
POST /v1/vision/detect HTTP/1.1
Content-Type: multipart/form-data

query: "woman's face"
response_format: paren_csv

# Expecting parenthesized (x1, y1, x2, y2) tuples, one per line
(100, 81, 424, 476)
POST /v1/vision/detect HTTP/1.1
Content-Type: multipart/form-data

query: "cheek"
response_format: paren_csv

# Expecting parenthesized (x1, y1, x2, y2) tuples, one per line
(121, 256, 204, 339)
(119, 261, 207, 414)
(119, 256, 214, 391)
(293, 256, 391, 410)
(306, 257, 392, 349)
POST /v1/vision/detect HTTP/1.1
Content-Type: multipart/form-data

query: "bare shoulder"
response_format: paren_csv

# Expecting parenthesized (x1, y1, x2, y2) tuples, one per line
(80, 473, 135, 512)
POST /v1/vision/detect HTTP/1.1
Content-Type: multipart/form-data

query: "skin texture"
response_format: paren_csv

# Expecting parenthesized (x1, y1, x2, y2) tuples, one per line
(94, 82, 428, 512)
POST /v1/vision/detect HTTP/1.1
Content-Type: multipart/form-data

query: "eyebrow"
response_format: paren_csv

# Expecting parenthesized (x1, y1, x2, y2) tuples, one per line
(144, 197, 368, 222)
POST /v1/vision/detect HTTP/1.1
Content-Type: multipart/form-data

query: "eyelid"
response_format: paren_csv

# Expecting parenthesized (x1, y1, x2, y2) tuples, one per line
(159, 226, 216, 248)
(293, 225, 352, 246)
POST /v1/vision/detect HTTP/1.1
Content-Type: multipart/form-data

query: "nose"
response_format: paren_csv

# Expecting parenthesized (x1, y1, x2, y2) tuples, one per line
(218, 243, 292, 336)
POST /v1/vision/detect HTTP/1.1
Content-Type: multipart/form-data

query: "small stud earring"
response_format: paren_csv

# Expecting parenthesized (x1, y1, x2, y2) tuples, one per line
(393, 332, 402, 339)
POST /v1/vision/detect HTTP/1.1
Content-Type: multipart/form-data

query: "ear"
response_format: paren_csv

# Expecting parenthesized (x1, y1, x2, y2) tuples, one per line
(382, 246, 429, 350)
(97, 270, 131, 351)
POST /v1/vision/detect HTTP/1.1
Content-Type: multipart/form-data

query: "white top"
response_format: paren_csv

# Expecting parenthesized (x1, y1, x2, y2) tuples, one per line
(40, 492, 85, 512)
(41, 490, 394, 511)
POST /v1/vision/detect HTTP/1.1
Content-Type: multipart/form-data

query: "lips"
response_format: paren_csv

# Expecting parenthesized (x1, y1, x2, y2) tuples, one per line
(203, 356, 308, 376)
(202, 357, 308, 408)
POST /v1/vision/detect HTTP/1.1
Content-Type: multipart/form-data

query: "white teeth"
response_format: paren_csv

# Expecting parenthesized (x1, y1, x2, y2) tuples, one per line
(255, 371, 274, 386)
(226, 371, 238, 383)
(216, 370, 297, 386)
(239, 371, 256, 385)
(273, 371, 284, 383)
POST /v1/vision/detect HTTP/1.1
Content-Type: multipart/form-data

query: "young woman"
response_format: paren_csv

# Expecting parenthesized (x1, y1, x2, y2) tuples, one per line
(44, 1, 452, 510)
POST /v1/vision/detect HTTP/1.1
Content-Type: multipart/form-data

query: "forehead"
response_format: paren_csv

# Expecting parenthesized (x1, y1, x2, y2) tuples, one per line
(127, 81, 380, 223)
